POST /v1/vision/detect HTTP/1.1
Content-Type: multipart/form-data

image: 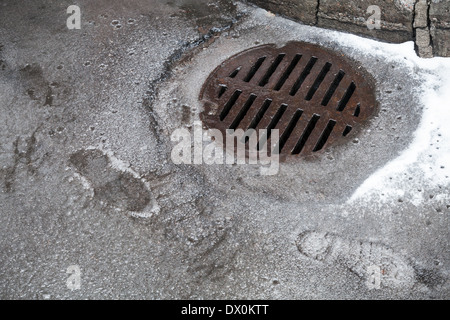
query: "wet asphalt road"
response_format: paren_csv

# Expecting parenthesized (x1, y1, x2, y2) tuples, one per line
(0, 0, 448, 299)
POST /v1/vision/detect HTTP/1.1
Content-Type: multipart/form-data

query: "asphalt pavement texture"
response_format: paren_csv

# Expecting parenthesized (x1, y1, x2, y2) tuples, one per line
(0, 0, 448, 299)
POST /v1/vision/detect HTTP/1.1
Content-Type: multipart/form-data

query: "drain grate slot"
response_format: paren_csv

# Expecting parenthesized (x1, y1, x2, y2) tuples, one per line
(258, 104, 288, 150)
(244, 57, 266, 82)
(337, 82, 356, 111)
(290, 57, 318, 96)
(218, 85, 228, 98)
(259, 54, 286, 87)
(354, 103, 361, 117)
(313, 119, 337, 152)
(200, 41, 378, 159)
(276, 109, 303, 153)
(274, 54, 302, 91)
(247, 99, 272, 132)
(229, 94, 257, 130)
(220, 90, 242, 121)
(343, 125, 353, 137)
(305, 62, 332, 101)
(292, 114, 321, 155)
(243, 98, 273, 144)
(229, 67, 241, 78)
(322, 70, 345, 106)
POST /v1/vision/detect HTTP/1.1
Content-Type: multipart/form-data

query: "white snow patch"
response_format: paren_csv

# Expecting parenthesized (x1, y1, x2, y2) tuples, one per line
(336, 39, 450, 203)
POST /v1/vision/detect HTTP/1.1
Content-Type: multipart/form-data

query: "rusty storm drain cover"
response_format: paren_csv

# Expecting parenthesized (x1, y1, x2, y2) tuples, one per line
(199, 41, 378, 161)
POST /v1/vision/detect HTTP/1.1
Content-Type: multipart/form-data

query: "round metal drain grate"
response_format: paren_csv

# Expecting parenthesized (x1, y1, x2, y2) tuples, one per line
(200, 41, 378, 161)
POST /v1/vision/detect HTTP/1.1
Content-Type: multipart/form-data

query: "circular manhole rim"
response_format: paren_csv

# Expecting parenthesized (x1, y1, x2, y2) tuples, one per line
(199, 41, 379, 162)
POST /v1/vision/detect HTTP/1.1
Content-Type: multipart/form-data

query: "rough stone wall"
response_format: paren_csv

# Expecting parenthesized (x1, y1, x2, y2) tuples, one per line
(246, 0, 450, 58)
(430, 0, 450, 57)
(318, 0, 415, 44)
(414, 0, 433, 57)
(248, 0, 318, 25)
